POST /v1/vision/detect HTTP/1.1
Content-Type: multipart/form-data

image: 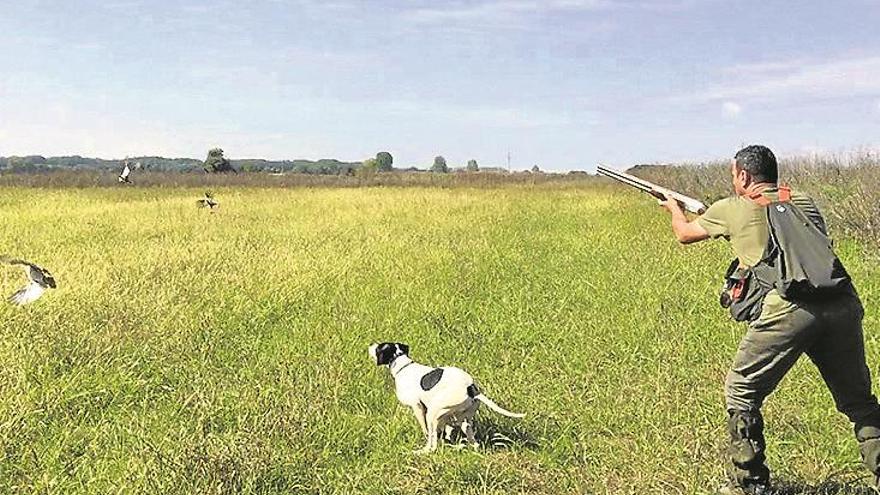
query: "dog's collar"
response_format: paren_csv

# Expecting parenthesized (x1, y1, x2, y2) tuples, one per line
(390, 356, 415, 377)
(393, 361, 414, 377)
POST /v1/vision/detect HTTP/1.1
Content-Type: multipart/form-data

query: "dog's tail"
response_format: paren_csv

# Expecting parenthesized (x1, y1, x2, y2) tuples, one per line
(468, 384, 525, 418)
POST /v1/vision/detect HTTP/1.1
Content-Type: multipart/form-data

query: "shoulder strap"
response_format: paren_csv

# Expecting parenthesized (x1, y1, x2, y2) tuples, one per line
(778, 185, 791, 202)
(747, 191, 771, 207)
(747, 185, 790, 206)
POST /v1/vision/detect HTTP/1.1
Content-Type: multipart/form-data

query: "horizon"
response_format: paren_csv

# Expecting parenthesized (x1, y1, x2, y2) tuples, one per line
(2, 1, 879, 171)
(3, 146, 880, 173)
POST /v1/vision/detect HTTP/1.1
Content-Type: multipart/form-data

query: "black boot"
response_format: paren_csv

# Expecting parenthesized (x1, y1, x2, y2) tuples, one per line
(727, 410, 771, 494)
(855, 420, 880, 490)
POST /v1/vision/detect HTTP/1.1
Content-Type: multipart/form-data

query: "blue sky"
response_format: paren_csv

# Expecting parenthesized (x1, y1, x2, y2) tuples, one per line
(1, 0, 879, 170)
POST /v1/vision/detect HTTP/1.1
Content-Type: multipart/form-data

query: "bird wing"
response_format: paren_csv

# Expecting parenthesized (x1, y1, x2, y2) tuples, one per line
(0, 255, 27, 266)
(196, 199, 208, 208)
(1, 256, 56, 288)
(8, 281, 46, 305)
(4, 258, 39, 278)
(121, 164, 131, 178)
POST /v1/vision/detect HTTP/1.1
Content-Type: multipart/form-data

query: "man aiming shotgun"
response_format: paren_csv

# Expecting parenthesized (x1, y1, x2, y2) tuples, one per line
(614, 145, 880, 494)
(596, 165, 707, 215)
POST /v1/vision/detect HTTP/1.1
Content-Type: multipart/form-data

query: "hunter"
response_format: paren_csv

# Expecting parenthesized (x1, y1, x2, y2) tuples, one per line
(659, 144, 880, 494)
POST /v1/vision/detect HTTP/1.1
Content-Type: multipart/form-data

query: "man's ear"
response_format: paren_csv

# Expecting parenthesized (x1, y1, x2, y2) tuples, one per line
(398, 343, 410, 356)
(738, 168, 751, 187)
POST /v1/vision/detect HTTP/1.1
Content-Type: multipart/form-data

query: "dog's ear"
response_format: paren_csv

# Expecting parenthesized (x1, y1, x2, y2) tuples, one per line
(397, 343, 410, 356)
(375, 343, 396, 366)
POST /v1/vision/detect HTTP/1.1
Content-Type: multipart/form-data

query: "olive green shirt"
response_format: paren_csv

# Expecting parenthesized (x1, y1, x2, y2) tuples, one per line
(696, 188, 826, 267)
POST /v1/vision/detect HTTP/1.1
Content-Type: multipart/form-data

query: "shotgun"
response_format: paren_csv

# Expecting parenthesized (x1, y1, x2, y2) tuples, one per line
(596, 165, 707, 215)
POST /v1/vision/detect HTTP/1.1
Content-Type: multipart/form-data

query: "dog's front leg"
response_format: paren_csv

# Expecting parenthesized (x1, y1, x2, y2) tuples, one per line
(411, 404, 430, 453)
(411, 404, 428, 437)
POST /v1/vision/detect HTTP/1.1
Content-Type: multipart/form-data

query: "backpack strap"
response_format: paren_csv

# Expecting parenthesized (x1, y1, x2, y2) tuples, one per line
(747, 185, 790, 206)
(778, 185, 791, 202)
(747, 191, 772, 207)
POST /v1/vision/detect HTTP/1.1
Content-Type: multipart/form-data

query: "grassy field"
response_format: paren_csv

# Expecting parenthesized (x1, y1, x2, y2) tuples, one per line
(1, 184, 878, 494)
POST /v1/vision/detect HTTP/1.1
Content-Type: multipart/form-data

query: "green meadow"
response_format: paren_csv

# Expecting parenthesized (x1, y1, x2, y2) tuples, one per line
(1, 185, 878, 494)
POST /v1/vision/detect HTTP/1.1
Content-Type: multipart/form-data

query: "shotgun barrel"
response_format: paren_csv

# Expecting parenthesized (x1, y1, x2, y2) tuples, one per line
(596, 165, 708, 215)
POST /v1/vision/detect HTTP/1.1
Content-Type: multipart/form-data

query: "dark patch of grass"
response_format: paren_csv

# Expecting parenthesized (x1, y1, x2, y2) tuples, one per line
(770, 474, 878, 494)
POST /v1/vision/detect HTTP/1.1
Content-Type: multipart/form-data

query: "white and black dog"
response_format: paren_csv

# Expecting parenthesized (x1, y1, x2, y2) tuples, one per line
(369, 342, 525, 453)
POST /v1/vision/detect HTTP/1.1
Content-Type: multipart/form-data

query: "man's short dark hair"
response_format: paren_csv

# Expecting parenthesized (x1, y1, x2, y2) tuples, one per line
(734, 145, 778, 183)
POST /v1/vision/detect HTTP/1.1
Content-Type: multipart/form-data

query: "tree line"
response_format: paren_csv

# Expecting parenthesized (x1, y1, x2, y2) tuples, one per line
(0, 152, 362, 175)
(0, 149, 508, 175)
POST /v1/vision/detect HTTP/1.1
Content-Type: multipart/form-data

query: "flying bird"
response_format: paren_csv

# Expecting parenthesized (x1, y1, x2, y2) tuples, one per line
(197, 192, 219, 210)
(118, 161, 132, 183)
(1, 256, 56, 305)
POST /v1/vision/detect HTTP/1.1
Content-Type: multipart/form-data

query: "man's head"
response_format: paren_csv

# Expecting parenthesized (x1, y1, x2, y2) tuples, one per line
(731, 145, 778, 195)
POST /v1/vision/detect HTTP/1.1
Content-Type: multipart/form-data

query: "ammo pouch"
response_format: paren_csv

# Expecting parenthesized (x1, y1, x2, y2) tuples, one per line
(720, 259, 771, 322)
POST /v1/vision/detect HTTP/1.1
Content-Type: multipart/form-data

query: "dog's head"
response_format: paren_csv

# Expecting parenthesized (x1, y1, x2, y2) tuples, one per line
(368, 342, 410, 366)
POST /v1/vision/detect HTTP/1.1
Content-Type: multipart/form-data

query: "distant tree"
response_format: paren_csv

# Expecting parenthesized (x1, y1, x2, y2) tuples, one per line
(357, 157, 379, 177)
(11, 155, 47, 166)
(7, 155, 48, 172)
(466, 159, 479, 172)
(203, 148, 236, 173)
(431, 155, 448, 173)
(531, 165, 541, 173)
(376, 151, 393, 172)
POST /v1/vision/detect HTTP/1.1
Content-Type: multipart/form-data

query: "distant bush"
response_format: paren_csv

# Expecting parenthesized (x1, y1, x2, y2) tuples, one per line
(376, 152, 393, 172)
(432, 156, 448, 173)
(203, 148, 236, 173)
(357, 158, 379, 177)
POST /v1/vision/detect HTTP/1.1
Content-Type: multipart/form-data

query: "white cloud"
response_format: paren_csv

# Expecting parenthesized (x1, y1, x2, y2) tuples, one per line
(102, 1, 144, 10)
(401, 0, 688, 28)
(70, 41, 105, 51)
(405, 0, 613, 22)
(720, 60, 808, 77)
(373, 98, 576, 129)
(721, 101, 741, 119)
(179, 4, 211, 14)
(678, 56, 880, 104)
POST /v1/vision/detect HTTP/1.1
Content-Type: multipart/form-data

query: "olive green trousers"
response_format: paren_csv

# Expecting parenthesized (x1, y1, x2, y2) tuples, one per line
(723, 291, 880, 487)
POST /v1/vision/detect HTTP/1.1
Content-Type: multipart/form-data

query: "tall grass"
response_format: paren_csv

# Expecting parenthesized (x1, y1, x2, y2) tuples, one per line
(1, 185, 878, 494)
